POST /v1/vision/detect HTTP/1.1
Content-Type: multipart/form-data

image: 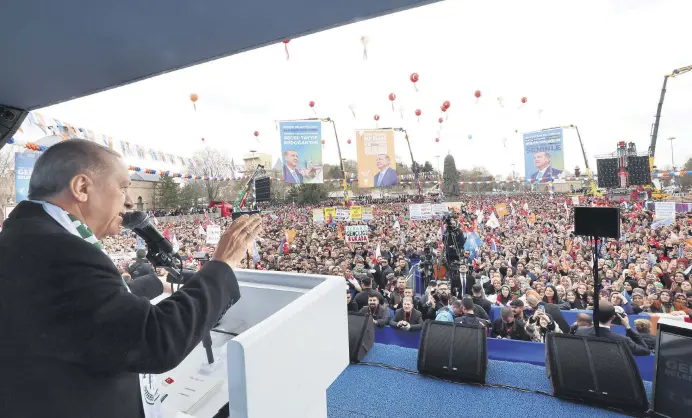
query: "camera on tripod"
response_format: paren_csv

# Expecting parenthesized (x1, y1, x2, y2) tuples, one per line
(193, 251, 210, 267)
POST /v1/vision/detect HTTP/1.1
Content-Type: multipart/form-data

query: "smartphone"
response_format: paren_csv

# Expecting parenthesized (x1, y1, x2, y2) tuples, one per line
(537, 305, 545, 312)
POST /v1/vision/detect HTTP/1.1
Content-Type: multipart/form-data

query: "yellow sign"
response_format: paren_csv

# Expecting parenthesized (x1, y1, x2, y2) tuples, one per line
(324, 207, 336, 221)
(350, 206, 362, 220)
(356, 129, 397, 188)
(495, 203, 509, 217)
(284, 229, 297, 244)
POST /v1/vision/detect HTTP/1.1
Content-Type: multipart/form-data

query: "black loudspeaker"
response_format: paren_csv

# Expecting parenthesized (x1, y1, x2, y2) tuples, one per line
(417, 320, 488, 383)
(573, 206, 620, 238)
(231, 210, 260, 220)
(0, 105, 28, 150)
(546, 333, 649, 413)
(254, 177, 271, 202)
(347, 312, 374, 363)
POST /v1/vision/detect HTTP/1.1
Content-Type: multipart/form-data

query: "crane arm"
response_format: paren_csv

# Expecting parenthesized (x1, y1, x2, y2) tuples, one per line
(649, 65, 692, 160)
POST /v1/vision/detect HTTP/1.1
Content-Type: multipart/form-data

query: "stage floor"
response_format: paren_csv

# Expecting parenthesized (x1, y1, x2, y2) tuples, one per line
(327, 344, 653, 418)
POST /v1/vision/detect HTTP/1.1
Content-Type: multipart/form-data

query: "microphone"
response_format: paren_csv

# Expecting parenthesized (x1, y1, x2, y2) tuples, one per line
(122, 211, 194, 284)
(121, 212, 173, 255)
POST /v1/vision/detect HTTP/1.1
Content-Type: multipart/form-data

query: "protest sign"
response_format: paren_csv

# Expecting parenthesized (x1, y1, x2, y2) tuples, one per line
(345, 225, 369, 243)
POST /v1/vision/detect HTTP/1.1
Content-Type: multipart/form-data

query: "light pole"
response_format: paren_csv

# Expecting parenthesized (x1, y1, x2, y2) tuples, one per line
(668, 137, 676, 171)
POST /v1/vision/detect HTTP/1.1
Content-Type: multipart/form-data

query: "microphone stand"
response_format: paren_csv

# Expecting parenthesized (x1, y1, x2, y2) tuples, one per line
(592, 236, 601, 337)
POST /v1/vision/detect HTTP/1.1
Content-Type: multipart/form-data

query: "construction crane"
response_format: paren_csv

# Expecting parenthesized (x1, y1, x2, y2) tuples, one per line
(648, 65, 691, 199)
(233, 164, 266, 212)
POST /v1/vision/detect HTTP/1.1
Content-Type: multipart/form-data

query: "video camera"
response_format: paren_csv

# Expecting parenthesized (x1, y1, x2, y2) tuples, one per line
(193, 251, 211, 267)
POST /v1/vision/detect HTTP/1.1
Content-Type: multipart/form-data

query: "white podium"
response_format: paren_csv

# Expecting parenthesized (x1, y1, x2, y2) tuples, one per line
(157, 270, 349, 418)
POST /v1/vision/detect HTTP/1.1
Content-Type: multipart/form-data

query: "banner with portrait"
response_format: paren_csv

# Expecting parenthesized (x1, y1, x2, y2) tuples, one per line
(523, 128, 564, 183)
(356, 129, 397, 188)
(279, 121, 323, 184)
(15, 152, 39, 203)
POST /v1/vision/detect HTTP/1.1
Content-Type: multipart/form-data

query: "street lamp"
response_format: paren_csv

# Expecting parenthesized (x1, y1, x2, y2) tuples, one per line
(668, 137, 676, 171)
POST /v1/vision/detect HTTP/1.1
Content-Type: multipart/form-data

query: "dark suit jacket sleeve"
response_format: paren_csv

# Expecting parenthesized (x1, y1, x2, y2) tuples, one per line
(375, 308, 389, 327)
(389, 309, 403, 327)
(625, 329, 653, 356)
(127, 273, 164, 300)
(409, 311, 424, 331)
(36, 252, 239, 375)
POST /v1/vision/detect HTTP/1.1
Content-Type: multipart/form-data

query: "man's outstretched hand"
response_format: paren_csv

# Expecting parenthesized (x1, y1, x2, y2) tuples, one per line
(212, 215, 263, 267)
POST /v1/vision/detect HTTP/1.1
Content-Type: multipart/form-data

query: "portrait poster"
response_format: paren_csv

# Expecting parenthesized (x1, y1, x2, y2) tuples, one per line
(523, 128, 564, 183)
(356, 129, 397, 188)
(279, 121, 323, 184)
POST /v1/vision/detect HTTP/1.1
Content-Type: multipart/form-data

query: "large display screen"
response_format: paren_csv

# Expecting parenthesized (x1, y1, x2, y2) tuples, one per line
(653, 330, 692, 417)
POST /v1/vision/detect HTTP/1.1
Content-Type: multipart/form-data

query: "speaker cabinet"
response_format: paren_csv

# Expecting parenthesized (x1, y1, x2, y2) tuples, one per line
(417, 320, 488, 384)
(545, 333, 649, 412)
(347, 312, 374, 363)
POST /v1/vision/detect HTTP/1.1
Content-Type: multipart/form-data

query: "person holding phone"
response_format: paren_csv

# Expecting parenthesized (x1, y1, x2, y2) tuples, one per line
(574, 302, 651, 356)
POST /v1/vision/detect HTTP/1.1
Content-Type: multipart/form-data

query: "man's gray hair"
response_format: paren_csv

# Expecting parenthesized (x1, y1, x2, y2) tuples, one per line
(28, 139, 121, 200)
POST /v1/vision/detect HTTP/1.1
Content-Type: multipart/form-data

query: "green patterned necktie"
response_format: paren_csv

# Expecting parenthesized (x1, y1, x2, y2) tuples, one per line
(67, 214, 104, 250)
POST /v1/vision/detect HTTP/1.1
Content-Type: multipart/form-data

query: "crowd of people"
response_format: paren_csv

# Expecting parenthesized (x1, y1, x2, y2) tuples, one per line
(104, 192, 692, 354)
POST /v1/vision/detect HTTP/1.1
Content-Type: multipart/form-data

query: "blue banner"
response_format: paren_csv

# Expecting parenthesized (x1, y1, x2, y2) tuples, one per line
(15, 152, 39, 203)
(523, 128, 564, 183)
(279, 121, 323, 184)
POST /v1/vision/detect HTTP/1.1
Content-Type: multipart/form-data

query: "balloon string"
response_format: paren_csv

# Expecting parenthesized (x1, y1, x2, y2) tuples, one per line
(363, 46, 368, 61)
(391, 102, 395, 112)
(312, 108, 317, 116)
(284, 44, 290, 60)
(414, 83, 418, 92)
(193, 103, 197, 112)
(349, 106, 356, 118)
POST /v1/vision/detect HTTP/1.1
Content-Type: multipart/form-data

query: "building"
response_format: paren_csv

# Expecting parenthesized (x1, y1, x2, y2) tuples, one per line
(243, 152, 272, 172)
(129, 172, 160, 211)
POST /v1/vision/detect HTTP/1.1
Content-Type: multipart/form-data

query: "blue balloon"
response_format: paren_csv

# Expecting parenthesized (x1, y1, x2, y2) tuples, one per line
(468, 134, 473, 140)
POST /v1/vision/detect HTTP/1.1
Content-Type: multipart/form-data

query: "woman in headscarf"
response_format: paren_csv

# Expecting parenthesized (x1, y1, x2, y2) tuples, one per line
(526, 309, 562, 343)
(609, 290, 634, 315)
(495, 285, 512, 306)
(647, 289, 691, 315)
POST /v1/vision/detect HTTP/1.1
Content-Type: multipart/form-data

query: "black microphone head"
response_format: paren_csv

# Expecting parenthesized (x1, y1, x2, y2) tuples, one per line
(122, 211, 150, 230)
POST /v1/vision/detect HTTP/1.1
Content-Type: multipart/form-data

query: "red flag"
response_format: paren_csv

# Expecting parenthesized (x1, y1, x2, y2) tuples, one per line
(163, 228, 171, 241)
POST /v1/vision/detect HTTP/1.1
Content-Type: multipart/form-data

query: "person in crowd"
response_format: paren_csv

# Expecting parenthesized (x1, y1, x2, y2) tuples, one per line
(525, 294, 570, 333)
(354, 277, 384, 310)
(526, 308, 562, 343)
(390, 297, 424, 332)
(496, 284, 512, 306)
(568, 313, 593, 335)
(510, 299, 527, 322)
(454, 297, 489, 327)
(126, 249, 156, 280)
(471, 283, 491, 315)
(634, 319, 656, 353)
(346, 289, 359, 312)
(491, 306, 531, 340)
(388, 277, 408, 311)
(359, 295, 389, 327)
(609, 290, 634, 315)
(575, 302, 651, 356)
(426, 281, 456, 320)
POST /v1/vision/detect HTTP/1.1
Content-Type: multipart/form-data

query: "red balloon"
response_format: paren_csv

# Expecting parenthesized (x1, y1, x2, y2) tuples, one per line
(474, 90, 482, 98)
(442, 100, 451, 109)
(309, 101, 315, 108)
(440, 105, 447, 112)
(410, 73, 419, 83)
(347, 139, 352, 144)
(438, 117, 443, 123)
(283, 39, 290, 44)
(254, 131, 259, 137)
(389, 93, 396, 102)
(521, 97, 527, 103)
(435, 138, 440, 143)
(374, 114, 380, 121)
(415, 109, 422, 116)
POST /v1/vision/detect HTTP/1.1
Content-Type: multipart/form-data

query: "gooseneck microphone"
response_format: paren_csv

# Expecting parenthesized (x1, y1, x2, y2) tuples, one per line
(121, 211, 195, 284)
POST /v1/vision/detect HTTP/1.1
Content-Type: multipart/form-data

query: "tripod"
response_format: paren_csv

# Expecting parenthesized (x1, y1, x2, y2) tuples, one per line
(441, 226, 465, 295)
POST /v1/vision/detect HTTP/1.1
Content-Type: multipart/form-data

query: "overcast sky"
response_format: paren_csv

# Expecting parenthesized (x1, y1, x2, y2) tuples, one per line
(38, 0, 692, 178)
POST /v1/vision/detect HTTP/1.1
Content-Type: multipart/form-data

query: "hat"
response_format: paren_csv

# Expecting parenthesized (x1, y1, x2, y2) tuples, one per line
(654, 282, 664, 288)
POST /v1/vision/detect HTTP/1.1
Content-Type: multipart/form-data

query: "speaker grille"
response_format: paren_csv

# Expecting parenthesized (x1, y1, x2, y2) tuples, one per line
(418, 321, 487, 383)
(547, 333, 648, 412)
(347, 312, 374, 363)
(254, 177, 271, 202)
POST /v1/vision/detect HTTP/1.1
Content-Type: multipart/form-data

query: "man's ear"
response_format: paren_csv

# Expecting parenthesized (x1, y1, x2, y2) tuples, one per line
(69, 173, 92, 203)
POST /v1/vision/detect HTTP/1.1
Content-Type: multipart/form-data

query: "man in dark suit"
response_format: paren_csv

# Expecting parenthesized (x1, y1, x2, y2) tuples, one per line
(529, 151, 563, 183)
(373, 153, 398, 187)
(282, 149, 304, 184)
(127, 249, 156, 279)
(0, 140, 262, 418)
(359, 294, 389, 327)
(390, 297, 424, 331)
(575, 302, 651, 356)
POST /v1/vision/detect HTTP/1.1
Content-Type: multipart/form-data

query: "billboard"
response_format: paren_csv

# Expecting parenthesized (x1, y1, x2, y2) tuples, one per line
(356, 129, 397, 188)
(15, 152, 39, 203)
(523, 128, 564, 182)
(279, 121, 323, 184)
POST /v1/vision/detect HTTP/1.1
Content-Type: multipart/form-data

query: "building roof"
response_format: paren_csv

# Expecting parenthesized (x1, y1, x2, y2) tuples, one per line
(130, 172, 161, 182)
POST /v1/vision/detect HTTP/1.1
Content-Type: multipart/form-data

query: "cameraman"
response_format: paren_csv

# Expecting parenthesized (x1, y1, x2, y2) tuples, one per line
(574, 302, 651, 356)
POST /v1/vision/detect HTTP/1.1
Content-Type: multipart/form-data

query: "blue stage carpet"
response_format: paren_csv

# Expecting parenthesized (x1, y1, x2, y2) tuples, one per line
(327, 344, 653, 418)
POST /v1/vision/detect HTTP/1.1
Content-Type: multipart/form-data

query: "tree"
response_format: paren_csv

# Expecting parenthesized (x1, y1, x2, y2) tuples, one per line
(442, 155, 460, 196)
(324, 164, 342, 180)
(157, 176, 180, 209)
(680, 158, 692, 190)
(294, 184, 328, 204)
(0, 147, 15, 207)
(189, 148, 234, 201)
(422, 161, 434, 172)
(178, 183, 199, 209)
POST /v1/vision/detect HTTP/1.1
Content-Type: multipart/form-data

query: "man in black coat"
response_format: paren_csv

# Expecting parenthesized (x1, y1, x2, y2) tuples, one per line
(389, 297, 424, 331)
(128, 249, 156, 279)
(0, 140, 262, 418)
(575, 302, 651, 356)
